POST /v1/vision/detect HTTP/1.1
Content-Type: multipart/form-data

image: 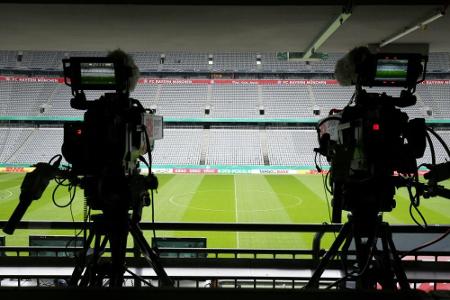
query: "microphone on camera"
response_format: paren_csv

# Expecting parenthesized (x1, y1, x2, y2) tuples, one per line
(334, 46, 372, 86)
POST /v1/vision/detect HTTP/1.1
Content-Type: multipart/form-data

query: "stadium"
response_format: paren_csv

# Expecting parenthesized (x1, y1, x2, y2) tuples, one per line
(0, 1, 450, 299)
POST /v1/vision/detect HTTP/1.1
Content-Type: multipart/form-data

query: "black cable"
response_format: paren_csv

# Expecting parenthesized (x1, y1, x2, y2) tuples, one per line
(319, 156, 333, 225)
(325, 228, 380, 290)
(409, 202, 428, 229)
(49, 154, 63, 165)
(138, 155, 159, 249)
(325, 167, 333, 195)
(346, 91, 356, 106)
(325, 270, 359, 290)
(80, 208, 91, 260)
(69, 201, 75, 229)
(140, 121, 159, 246)
(124, 268, 154, 287)
(407, 184, 428, 229)
(425, 130, 436, 166)
(427, 127, 450, 159)
(413, 168, 421, 207)
(401, 229, 450, 259)
(64, 204, 86, 259)
(141, 123, 153, 174)
(317, 116, 342, 129)
(150, 189, 157, 245)
(52, 179, 76, 208)
(314, 151, 322, 173)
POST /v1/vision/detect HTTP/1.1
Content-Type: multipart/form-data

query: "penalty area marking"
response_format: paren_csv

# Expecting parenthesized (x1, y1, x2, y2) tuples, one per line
(0, 190, 13, 201)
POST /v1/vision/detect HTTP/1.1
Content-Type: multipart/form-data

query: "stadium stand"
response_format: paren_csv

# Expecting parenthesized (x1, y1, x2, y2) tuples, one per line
(0, 81, 59, 116)
(261, 85, 314, 118)
(426, 52, 450, 73)
(206, 128, 264, 165)
(209, 85, 260, 118)
(416, 84, 450, 119)
(0, 50, 449, 168)
(162, 52, 210, 71)
(308, 53, 345, 73)
(152, 128, 204, 165)
(3, 79, 447, 120)
(2, 125, 449, 167)
(157, 84, 208, 118)
(9, 128, 64, 164)
(1, 51, 449, 73)
(0, 127, 35, 163)
(310, 84, 354, 116)
(266, 129, 317, 166)
(46, 84, 101, 117)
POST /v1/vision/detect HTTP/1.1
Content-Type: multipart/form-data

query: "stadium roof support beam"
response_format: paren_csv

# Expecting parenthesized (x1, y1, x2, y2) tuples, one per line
(302, 6, 352, 59)
(379, 7, 447, 48)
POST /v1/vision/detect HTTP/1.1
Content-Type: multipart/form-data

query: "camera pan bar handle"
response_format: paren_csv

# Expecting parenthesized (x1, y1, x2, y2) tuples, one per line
(3, 197, 34, 235)
(2, 162, 61, 235)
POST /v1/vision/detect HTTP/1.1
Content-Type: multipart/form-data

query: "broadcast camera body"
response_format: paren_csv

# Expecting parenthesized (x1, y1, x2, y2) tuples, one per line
(307, 45, 450, 290)
(316, 46, 429, 221)
(3, 51, 169, 287)
(61, 56, 163, 211)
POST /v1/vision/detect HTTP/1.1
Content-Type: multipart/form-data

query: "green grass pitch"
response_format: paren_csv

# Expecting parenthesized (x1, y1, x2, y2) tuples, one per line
(376, 69, 407, 79)
(1, 172, 449, 251)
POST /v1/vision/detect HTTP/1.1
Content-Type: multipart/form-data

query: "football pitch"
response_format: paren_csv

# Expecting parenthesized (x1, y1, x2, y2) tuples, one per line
(1, 172, 450, 250)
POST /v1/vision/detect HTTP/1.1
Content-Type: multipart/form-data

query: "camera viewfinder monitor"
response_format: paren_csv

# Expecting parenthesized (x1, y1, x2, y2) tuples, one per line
(63, 57, 128, 92)
(367, 53, 426, 89)
(375, 58, 408, 82)
(80, 62, 116, 86)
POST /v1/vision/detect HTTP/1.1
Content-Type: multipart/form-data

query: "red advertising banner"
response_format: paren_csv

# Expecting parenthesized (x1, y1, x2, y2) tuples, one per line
(137, 79, 339, 85)
(172, 168, 219, 174)
(4, 167, 26, 173)
(0, 76, 449, 86)
(0, 76, 64, 83)
(138, 78, 211, 84)
(276, 79, 338, 85)
(422, 80, 450, 85)
(212, 79, 275, 85)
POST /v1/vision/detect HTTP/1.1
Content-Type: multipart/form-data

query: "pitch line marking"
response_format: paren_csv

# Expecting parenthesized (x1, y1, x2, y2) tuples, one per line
(234, 175, 240, 249)
(0, 190, 13, 200)
(167, 189, 303, 213)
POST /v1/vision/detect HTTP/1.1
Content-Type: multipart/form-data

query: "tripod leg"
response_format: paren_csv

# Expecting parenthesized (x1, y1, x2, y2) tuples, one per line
(108, 228, 128, 287)
(304, 221, 352, 289)
(129, 221, 174, 287)
(79, 235, 109, 287)
(384, 226, 410, 290)
(377, 228, 397, 290)
(353, 227, 378, 289)
(69, 229, 95, 286)
(337, 227, 353, 288)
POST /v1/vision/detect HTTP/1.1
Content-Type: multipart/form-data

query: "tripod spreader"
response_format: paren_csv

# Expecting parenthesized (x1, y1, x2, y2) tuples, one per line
(305, 214, 410, 290)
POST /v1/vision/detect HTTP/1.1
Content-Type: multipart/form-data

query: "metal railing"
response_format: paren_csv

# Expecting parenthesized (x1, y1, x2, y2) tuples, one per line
(0, 221, 449, 290)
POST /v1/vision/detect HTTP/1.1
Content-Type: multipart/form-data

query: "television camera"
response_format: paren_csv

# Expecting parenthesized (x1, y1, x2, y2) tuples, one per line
(308, 46, 450, 290)
(3, 53, 171, 287)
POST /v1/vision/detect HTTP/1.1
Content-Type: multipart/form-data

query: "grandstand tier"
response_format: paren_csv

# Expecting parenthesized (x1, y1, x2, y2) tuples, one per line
(1, 50, 449, 73)
(1, 50, 449, 168)
(1, 126, 449, 168)
(1, 76, 450, 120)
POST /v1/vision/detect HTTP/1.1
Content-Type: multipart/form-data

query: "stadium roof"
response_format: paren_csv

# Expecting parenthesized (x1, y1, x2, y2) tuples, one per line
(0, 2, 449, 53)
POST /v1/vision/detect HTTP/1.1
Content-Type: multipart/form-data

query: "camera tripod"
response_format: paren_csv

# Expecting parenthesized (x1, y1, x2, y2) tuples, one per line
(305, 213, 410, 290)
(69, 213, 173, 287)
